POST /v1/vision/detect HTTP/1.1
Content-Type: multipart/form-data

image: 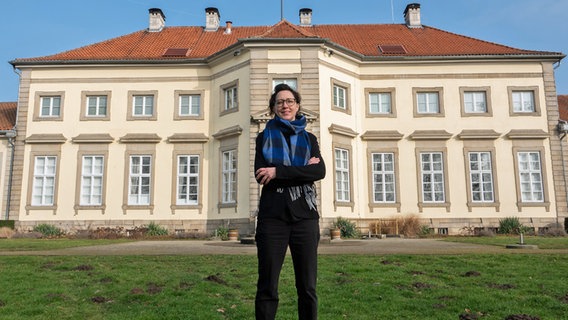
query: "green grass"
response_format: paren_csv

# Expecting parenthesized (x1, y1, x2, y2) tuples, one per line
(441, 235, 568, 249)
(0, 238, 133, 251)
(1, 238, 568, 319)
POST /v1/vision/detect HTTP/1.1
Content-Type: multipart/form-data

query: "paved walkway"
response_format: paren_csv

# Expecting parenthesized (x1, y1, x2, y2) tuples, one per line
(1, 238, 556, 256)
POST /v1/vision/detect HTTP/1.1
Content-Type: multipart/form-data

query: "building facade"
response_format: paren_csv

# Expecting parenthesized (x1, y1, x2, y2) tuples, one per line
(7, 4, 567, 236)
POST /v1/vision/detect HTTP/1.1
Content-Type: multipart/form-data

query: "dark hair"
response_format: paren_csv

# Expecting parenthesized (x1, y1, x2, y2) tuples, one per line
(268, 83, 302, 115)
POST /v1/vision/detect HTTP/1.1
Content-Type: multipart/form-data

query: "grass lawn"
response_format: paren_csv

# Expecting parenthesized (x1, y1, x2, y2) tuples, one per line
(0, 238, 567, 319)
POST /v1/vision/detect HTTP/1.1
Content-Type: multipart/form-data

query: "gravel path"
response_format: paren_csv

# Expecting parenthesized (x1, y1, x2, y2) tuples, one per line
(2, 238, 559, 256)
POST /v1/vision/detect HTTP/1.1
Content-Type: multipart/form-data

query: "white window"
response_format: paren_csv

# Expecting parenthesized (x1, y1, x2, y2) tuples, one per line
(420, 152, 445, 202)
(512, 91, 535, 113)
(273, 79, 297, 90)
(369, 92, 392, 114)
(224, 86, 238, 111)
(333, 85, 347, 109)
(335, 148, 350, 202)
(464, 92, 487, 113)
(80, 156, 104, 205)
(86, 95, 107, 117)
(31, 156, 57, 206)
(417, 92, 439, 114)
(128, 155, 151, 205)
(222, 150, 237, 203)
(469, 152, 494, 202)
(132, 95, 154, 116)
(177, 155, 199, 205)
(40, 96, 61, 117)
(372, 153, 395, 203)
(518, 151, 544, 202)
(179, 94, 200, 116)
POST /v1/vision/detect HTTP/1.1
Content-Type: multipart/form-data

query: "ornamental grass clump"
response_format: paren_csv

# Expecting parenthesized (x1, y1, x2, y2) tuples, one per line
(33, 223, 64, 238)
(333, 217, 359, 239)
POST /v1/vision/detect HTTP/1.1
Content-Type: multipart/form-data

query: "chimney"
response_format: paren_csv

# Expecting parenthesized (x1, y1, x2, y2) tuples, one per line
(404, 3, 421, 28)
(224, 21, 232, 34)
(205, 7, 220, 31)
(299, 8, 312, 27)
(148, 8, 166, 32)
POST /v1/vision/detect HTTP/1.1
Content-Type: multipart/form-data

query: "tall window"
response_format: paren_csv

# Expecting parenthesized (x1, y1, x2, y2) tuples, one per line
(420, 152, 445, 202)
(128, 155, 151, 205)
(179, 94, 200, 116)
(333, 85, 347, 110)
(222, 150, 237, 203)
(224, 86, 238, 111)
(512, 91, 535, 113)
(372, 153, 395, 203)
(369, 92, 392, 114)
(86, 95, 107, 117)
(518, 151, 544, 202)
(417, 92, 439, 114)
(469, 152, 494, 202)
(132, 95, 154, 116)
(273, 79, 297, 90)
(80, 156, 104, 205)
(464, 91, 487, 113)
(177, 155, 199, 205)
(335, 148, 350, 202)
(40, 96, 61, 117)
(32, 156, 57, 205)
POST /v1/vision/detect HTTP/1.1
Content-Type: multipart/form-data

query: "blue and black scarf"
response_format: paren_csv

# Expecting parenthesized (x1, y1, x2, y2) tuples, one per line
(262, 115, 311, 166)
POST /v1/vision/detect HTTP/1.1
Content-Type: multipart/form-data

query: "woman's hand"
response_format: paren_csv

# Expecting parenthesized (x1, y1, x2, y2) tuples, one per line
(308, 157, 320, 165)
(256, 167, 276, 185)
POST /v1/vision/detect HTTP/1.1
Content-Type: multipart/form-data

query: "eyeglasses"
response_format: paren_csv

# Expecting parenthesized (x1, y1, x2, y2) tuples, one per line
(276, 98, 296, 106)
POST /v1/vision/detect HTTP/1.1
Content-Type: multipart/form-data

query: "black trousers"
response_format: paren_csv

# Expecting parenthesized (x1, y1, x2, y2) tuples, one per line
(255, 217, 320, 320)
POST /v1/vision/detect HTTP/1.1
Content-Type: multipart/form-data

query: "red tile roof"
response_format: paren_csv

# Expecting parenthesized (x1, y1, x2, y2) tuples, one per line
(559, 95, 568, 121)
(0, 102, 17, 130)
(11, 20, 563, 64)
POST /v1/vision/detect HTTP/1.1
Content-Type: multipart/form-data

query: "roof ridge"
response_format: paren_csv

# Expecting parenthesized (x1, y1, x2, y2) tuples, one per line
(255, 19, 318, 39)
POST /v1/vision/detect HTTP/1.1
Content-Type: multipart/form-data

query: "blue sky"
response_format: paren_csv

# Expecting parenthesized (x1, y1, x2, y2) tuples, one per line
(1, 0, 567, 102)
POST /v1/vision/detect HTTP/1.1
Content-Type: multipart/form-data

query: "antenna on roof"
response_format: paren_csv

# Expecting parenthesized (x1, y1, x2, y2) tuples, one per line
(391, 0, 394, 23)
(281, 0, 284, 20)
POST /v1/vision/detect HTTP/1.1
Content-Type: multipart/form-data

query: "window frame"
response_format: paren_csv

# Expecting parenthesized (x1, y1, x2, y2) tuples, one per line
(331, 78, 351, 114)
(516, 151, 545, 203)
(79, 155, 105, 206)
(220, 80, 239, 116)
(460, 87, 492, 117)
(174, 90, 204, 120)
(33, 92, 65, 121)
(508, 86, 540, 116)
(371, 152, 396, 203)
(468, 151, 495, 203)
(127, 155, 153, 206)
(414, 145, 451, 212)
(365, 88, 396, 118)
(81, 91, 111, 121)
(176, 154, 200, 206)
(127, 90, 158, 121)
(30, 155, 58, 207)
(221, 149, 237, 204)
(272, 78, 298, 91)
(413, 87, 444, 117)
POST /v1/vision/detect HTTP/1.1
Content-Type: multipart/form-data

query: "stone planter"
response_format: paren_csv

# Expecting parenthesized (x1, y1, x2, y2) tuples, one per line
(330, 228, 341, 240)
(228, 229, 239, 241)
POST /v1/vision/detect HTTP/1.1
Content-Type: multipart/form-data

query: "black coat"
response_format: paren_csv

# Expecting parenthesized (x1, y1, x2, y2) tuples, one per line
(254, 131, 326, 220)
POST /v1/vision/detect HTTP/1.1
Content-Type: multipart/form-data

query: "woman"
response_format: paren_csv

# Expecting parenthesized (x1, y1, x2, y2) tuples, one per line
(254, 83, 326, 320)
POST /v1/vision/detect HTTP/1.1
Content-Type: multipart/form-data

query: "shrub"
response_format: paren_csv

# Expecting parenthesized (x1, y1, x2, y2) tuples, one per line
(333, 217, 359, 239)
(146, 222, 169, 237)
(33, 224, 64, 238)
(498, 217, 526, 235)
(0, 220, 15, 229)
(543, 223, 567, 237)
(0, 227, 15, 238)
(90, 227, 125, 239)
(396, 214, 423, 237)
(476, 228, 496, 237)
(214, 226, 229, 240)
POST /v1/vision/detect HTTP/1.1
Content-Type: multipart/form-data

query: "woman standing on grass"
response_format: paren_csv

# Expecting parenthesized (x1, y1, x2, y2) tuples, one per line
(254, 83, 326, 320)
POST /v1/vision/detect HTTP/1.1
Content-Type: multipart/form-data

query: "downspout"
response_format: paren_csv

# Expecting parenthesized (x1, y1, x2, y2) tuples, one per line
(558, 121, 568, 225)
(4, 132, 16, 220)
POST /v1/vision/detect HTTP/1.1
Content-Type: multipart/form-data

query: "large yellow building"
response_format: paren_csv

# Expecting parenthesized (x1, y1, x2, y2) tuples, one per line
(7, 4, 567, 236)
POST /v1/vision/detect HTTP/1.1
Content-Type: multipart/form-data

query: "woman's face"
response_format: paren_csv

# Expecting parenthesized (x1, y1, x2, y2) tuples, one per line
(273, 90, 299, 121)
